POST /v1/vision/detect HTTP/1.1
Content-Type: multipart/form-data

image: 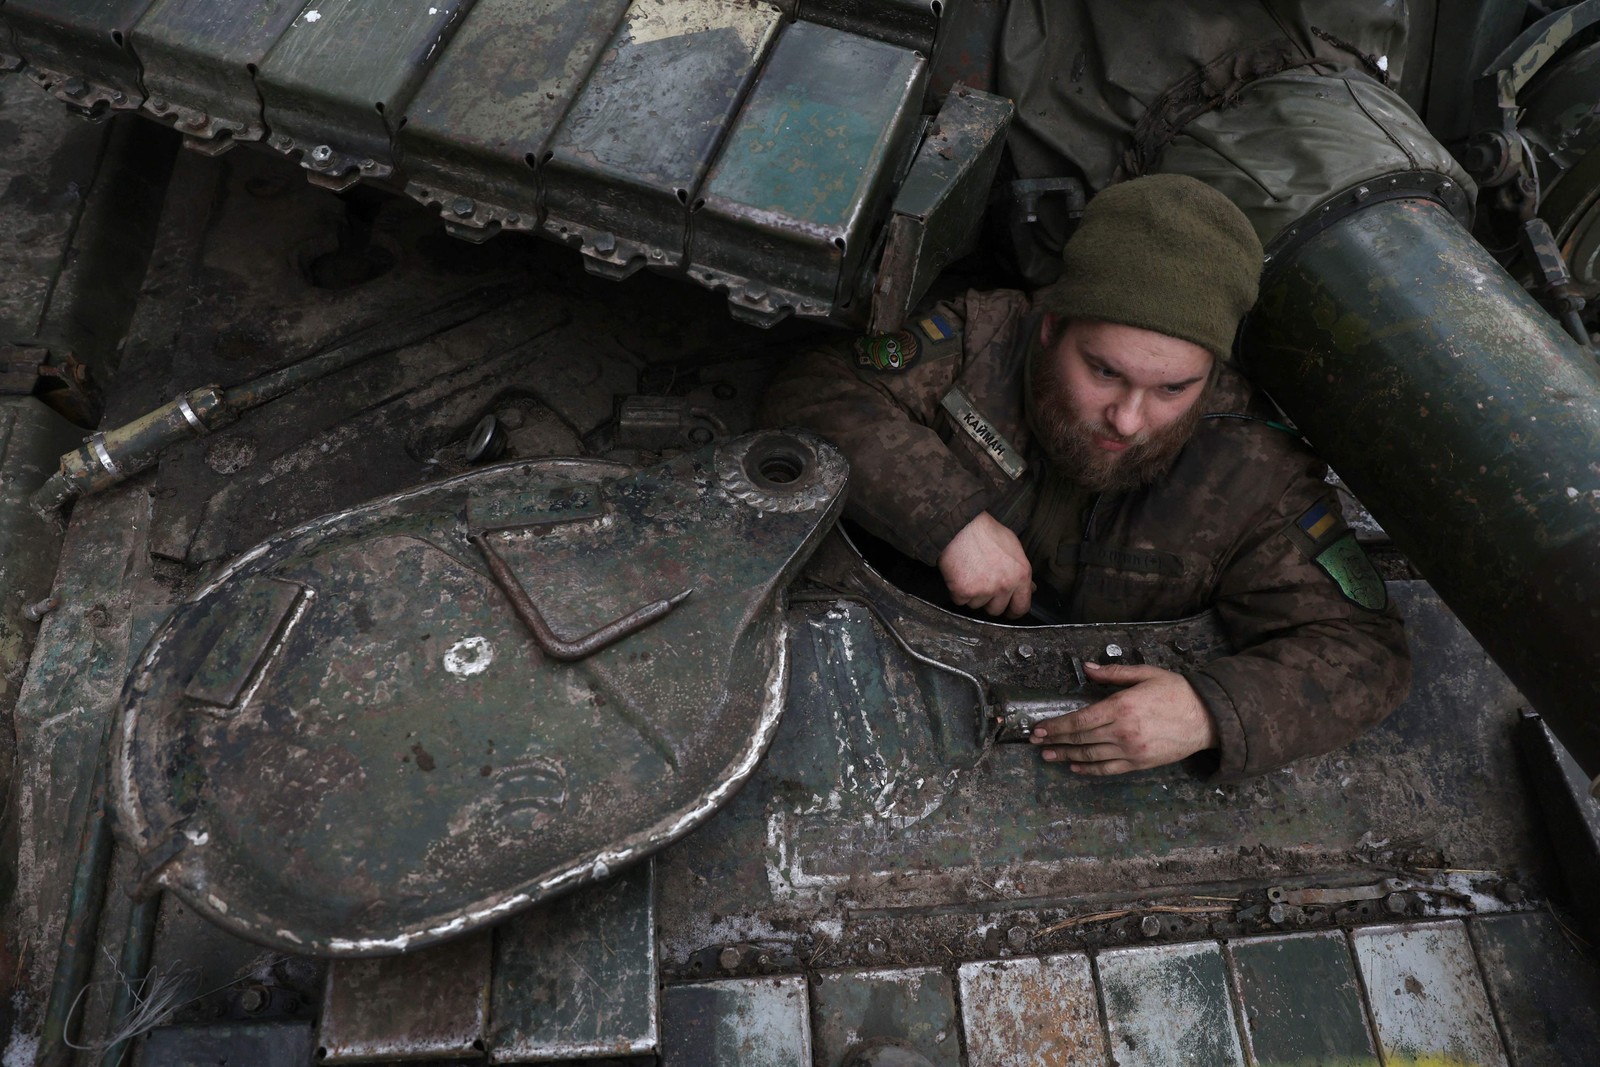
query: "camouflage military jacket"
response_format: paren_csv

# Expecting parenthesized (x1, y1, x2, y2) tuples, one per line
(759, 289, 1411, 781)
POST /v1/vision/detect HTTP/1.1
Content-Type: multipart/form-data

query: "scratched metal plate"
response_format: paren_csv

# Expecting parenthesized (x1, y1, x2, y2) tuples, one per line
(956, 955, 1108, 1067)
(1469, 911, 1600, 1067)
(1096, 941, 1246, 1067)
(541, 0, 783, 278)
(255, 0, 475, 186)
(801, 0, 946, 53)
(400, 0, 633, 239)
(317, 930, 492, 1061)
(811, 967, 961, 1067)
(661, 976, 812, 1067)
(2, 0, 156, 113)
(129, 0, 307, 147)
(112, 433, 846, 956)
(488, 862, 656, 1062)
(689, 19, 926, 325)
(1351, 921, 1509, 1066)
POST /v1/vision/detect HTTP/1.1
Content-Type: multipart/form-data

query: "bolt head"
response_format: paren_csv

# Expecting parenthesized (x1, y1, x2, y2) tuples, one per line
(867, 937, 888, 957)
(1006, 926, 1028, 948)
(1017, 644, 1035, 660)
(717, 947, 741, 971)
(1104, 644, 1123, 659)
(452, 197, 476, 218)
(61, 77, 87, 98)
(310, 144, 334, 165)
(1141, 915, 1162, 937)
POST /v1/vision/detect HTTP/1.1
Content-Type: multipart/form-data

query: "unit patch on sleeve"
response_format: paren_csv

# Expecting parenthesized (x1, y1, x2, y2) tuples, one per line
(940, 387, 1027, 480)
(1285, 500, 1387, 611)
(853, 330, 920, 372)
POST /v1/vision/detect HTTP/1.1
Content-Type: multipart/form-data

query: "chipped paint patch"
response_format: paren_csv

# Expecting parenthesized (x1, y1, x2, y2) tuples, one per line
(443, 635, 494, 677)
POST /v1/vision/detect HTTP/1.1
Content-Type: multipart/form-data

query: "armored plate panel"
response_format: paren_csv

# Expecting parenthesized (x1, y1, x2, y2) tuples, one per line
(2, 0, 156, 113)
(129, 0, 307, 148)
(317, 931, 493, 1061)
(489, 862, 657, 1062)
(871, 84, 1013, 333)
(137, 1021, 317, 1066)
(400, 0, 633, 241)
(690, 20, 927, 326)
(801, 0, 946, 53)
(811, 968, 960, 1067)
(1470, 911, 1600, 1066)
(541, 0, 782, 280)
(1352, 922, 1509, 1066)
(661, 976, 812, 1067)
(1097, 942, 1247, 1067)
(255, 0, 475, 188)
(112, 433, 846, 956)
(1228, 932, 1377, 1064)
(957, 955, 1108, 1067)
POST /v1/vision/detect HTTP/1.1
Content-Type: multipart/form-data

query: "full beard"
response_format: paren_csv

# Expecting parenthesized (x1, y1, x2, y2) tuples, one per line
(1029, 344, 1206, 493)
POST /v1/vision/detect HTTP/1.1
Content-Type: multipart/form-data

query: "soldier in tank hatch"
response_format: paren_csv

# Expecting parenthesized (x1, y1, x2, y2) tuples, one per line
(760, 174, 1410, 781)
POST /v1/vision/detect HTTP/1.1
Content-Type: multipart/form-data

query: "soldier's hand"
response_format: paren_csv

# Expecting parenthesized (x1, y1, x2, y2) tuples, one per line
(1029, 662, 1220, 775)
(938, 512, 1034, 618)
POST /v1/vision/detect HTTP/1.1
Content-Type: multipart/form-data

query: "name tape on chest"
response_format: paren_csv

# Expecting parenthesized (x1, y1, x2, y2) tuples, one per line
(941, 387, 1027, 480)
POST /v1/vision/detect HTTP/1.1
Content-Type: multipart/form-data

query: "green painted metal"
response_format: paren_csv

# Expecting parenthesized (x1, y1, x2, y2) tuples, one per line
(399, 0, 633, 241)
(1229, 932, 1378, 1066)
(1097, 942, 1246, 1067)
(541, 0, 783, 280)
(691, 19, 927, 325)
(256, 0, 477, 188)
(1, 0, 155, 115)
(811, 967, 961, 1067)
(137, 1021, 316, 1066)
(128, 0, 307, 148)
(488, 861, 656, 1062)
(113, 434, 846, 956)
(1245, 197, 1600, 778)
(661, 976, 812, 1067)
(870, 84, 1014, 334)
(1470, 911, 1600, 1066)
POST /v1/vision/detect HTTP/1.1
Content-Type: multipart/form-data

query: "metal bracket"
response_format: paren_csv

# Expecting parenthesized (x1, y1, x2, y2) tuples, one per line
(470, 530, 691, 662)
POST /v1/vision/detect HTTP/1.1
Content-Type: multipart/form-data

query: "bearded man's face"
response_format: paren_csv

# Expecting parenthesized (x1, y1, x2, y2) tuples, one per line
(1030, 316, 1213, 492)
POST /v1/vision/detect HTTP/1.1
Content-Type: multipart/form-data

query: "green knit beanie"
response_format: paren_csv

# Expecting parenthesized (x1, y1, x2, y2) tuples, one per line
(1036, 174, 1263, 360)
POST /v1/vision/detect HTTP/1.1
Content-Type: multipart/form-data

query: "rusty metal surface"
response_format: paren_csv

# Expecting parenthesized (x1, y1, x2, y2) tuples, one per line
(811, 967, 960, 1067)
(1228, 932, 1377, 1065)
(869, 84, 1013, 334)
(488, 862, 656, 1063)
(1, 0, 155, 116)
(541, 0, 782, 280)
(1098, 941, 1246, 1067)
(256, 0, 475, 188)
(129, 0, 307, 148)
(112, 434, 846, 956)
(690, 20, 927, 326)
(661, 976, 811, 1067)
(400, 0, 632, 241)
(1469, 911, 1600, 1067)
(1352, 921, 1509, 1066)
(317, 931, 491, 1062)
(956, 955, 1108, 1067)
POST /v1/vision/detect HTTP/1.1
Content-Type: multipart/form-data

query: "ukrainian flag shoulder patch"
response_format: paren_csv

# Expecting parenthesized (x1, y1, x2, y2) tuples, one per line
(1286, 499, 1387, 611)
